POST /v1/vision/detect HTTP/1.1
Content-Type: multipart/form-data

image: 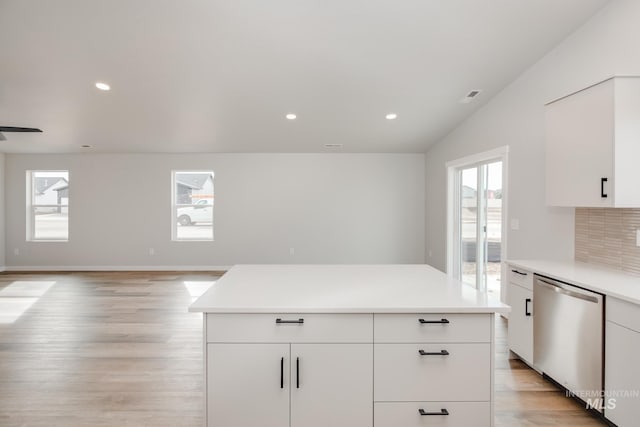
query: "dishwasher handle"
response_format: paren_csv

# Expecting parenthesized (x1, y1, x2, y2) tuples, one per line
(535, 277, 600, 304)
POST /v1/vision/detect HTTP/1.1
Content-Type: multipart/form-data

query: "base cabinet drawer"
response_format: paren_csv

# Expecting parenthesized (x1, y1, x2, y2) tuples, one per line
(374, 314, 491, 343)
(374, 343, 491, 401)
(374, 402, 490, 427)
(206, 313, 372, 343)
(508, 266, 533, 290)
(607, 296, 640, 332)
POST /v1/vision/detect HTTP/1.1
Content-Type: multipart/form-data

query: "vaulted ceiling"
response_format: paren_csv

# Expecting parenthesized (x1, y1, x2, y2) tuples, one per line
(0, 0, 608, 153)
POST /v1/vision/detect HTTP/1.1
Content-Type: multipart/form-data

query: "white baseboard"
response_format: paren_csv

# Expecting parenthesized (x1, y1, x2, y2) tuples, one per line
(3, 265, 231, 272)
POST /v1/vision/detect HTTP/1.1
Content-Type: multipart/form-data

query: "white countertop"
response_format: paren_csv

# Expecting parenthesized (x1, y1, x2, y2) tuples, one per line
(508, 259, 640, 305)
(189, 264, 510, 314)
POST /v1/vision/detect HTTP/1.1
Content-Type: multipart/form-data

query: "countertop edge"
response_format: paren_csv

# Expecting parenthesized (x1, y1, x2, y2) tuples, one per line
(507, 260, 640, 306)
(188, 306, 510, 314)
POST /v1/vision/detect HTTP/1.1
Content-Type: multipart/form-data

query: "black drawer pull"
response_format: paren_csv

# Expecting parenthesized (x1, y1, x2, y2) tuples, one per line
(419, 408, 449, 416)
(418, 349, 449, 356)
(418, 318, 450, 324)
(276, 318, 304, 324)
(601, 177, 608, 198)
(525, 298, 532, 316)
(511, 269, 527, 276)
(280, 357, 284, 389)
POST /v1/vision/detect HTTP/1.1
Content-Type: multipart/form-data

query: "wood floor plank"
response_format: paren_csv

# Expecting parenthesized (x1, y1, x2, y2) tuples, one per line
(0, 272, 608, 426)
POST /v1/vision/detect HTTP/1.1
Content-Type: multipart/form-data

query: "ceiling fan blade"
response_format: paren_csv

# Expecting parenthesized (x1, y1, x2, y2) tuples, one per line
(0, 132, 6, 141)
(0, 126, 43, 133)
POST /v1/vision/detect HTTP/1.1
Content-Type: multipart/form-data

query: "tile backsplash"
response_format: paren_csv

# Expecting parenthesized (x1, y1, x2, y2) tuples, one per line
(575, 208, 640, 275)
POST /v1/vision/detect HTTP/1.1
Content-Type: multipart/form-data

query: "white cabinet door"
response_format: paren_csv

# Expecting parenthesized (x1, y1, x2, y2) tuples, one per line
(507, 283, 533, 364)
(207, 343, 290, 427)
(545, 78, 614, 207)
(605, 321, 640, 426)
(290, 344, 373, 427)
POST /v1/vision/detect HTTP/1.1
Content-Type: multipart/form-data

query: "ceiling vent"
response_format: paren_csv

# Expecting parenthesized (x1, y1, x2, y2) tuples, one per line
(324, 143, 343, 149)
(460, 90, 482, 104)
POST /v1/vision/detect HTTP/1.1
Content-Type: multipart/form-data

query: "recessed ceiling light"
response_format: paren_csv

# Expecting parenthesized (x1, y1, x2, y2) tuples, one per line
(285, 113, 297, 120)
(385, 113, 398, 120)
(81, 145, 91, 148)
(95, 82, 110, 91)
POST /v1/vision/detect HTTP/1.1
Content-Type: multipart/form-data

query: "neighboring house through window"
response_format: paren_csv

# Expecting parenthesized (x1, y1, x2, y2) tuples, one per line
(27, 171, 69, 241)
(172, 171, 214, 241)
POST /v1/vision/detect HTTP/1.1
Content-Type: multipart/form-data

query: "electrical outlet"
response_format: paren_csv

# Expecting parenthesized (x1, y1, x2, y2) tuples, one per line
(428, 250, 433, 258)
(13, 248, 19, 256)
(510, 219, 520, 230)
(289, 247, 295, 256)
(636, 230, 640, 247)
(149, 248, 155, 256)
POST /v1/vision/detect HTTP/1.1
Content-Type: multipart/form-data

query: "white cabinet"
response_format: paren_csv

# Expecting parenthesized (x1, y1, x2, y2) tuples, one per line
(207, 343, 290, 427)
(375, 402, 491, 427)
(373, 313, 494, 426)
(374, 313, 491, 343)
(506, 266, 533, 365)
(205, 312, 496, 427)
(205, 314, 373, 427)
(545, 76, 640, 207)
(290, 344, 372, 427)
(374, 343, 491, 401)
(605, 297, 640, 426)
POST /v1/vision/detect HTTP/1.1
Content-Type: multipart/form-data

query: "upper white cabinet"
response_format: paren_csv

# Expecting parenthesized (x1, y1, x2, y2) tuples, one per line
(545, 77, 640, 207)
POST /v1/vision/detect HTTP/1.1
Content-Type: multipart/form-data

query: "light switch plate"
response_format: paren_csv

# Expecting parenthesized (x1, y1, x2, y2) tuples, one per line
(510, 219, 520, 230)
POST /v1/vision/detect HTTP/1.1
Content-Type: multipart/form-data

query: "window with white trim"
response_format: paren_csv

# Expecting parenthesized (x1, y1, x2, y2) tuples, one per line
(27, 170, 69, 241)
(172, 171, 214, 241)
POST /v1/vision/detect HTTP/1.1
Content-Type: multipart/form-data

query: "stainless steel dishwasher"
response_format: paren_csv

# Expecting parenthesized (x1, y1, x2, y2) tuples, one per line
(533, 274, 604, 411)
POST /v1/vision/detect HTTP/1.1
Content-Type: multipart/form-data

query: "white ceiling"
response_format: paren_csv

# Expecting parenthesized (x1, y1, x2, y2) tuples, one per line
(0, 0, 608, 154)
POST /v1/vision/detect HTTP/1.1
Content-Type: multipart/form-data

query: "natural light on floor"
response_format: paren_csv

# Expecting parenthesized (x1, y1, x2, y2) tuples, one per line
(183, 281, 216, 301)
(0, 281, 56, 324)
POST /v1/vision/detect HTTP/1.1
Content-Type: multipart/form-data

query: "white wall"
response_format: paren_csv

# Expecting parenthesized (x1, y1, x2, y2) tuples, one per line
(5, 153, 425, 269)
(0, 153, 5, 270)
(424, 0, 640, 272)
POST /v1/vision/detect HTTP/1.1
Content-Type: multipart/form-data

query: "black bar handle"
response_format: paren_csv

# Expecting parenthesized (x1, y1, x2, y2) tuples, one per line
(525, 298, 532, 317)
(418, 318, 450, 324)
(280, 357, 284, 389)
(276, 318, 304, 324)
(419, 408, 449, 416)
(418, 349, 450, 356)
(511, 269, 527, 276)
(601, 177, 608, 198)
(296, 357, 300, 389)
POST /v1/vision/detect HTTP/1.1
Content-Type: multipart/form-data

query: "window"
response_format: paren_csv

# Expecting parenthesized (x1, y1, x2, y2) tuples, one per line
(27, 170, 69, 241)
(172, 171, 214, 241)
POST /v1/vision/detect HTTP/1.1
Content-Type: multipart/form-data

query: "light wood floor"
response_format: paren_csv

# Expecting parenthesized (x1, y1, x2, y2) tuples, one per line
(0, 272, 607, 426)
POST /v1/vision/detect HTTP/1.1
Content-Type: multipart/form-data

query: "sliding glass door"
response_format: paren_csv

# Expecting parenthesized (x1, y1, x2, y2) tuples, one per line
(460, 167, 480, 287)
(454, 160, 503, 297)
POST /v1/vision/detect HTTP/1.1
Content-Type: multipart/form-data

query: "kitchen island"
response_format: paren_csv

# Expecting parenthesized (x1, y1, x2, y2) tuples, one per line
(190, 264, 509, 427)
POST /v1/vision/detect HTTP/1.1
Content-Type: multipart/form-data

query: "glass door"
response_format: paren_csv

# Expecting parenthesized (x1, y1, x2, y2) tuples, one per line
(456, 160, 503, 297)
(460, 166, 479, 288)
(484, 161, 503, 297)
